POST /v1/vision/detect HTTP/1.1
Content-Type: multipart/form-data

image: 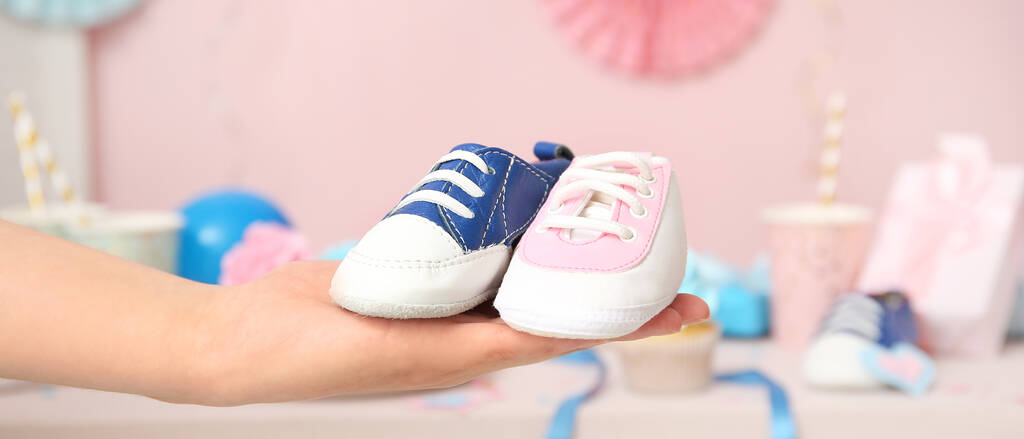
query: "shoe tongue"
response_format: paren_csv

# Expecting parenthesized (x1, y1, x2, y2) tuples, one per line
(564, 163, 642, 242)
(566, 189, 617, 242)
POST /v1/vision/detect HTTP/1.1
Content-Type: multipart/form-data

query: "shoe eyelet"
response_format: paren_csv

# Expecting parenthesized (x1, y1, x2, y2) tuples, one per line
(641, 175, 657, 184)
(620, 227, 638, 243)
(630, 206, 648, 219)
(486, 166, 496, 175)
(548, 203, 563, 213)
(637, 188, 655, 199)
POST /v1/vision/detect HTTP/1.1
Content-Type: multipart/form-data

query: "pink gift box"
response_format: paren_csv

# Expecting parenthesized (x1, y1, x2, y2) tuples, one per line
(859, 134, 1024, 358)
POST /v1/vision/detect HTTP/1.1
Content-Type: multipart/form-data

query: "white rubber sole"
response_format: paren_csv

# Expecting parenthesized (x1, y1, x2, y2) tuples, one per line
(335, 288, 497, 319)
(496, 294, 676, 339)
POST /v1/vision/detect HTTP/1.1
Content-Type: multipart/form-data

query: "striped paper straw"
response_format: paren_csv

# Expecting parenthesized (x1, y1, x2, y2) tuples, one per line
(7, 92, 47, 213)
(33, 137, 76, 204)
(817, 91, 845, 205)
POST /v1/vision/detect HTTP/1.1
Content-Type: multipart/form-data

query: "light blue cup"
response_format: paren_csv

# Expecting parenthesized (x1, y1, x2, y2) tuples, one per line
(1, 204, 183, 273)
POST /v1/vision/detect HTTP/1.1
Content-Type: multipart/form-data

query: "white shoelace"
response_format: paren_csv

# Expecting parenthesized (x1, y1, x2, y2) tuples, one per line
(538, 152, 656, 242)
(393, 150, 492, 218)
(821, 295, 882, 340)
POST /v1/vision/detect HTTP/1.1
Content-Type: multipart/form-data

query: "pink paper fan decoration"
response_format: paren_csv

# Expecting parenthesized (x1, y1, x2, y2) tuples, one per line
(219, 222, 313, 286)
(543, 0, 775, 77)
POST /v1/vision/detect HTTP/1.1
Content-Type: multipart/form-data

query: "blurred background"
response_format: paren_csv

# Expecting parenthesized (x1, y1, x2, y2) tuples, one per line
(0, 0, 1018, 262)
(2, 0, 1024, 438)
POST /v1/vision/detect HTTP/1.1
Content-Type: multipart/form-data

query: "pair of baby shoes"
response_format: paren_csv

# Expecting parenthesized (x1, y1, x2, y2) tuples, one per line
(330, 142, 687, 339)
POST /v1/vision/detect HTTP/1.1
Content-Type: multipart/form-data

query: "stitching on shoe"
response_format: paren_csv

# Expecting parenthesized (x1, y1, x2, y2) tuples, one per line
(346, 245, 507, 270)
(477, 149, 552, 182)
(440, 205, 467, 250)
(503, 178, 550, 244)
(434, 204, 464, 251)
(499, 296, 675, 323)
(441, 160, 469, 249)
(481, 154, 513, 245)
(500, 191, 508, 237)
(412, 147, 553, 251)
(469, 150, 555, 245)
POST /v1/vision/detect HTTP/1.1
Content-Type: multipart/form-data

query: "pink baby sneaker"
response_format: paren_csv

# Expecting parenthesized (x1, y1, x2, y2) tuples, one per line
(494, 152, 687, 339)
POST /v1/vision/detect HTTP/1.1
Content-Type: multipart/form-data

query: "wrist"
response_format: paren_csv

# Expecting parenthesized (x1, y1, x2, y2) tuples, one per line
(162, 282, 246, 405)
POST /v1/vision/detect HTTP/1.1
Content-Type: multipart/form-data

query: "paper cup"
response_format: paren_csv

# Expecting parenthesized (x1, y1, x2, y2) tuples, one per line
(67, 211, 183, 273)
(762, 203, 872, 350)
(2, 204, 183, 273)
(0, 203, 105, 238)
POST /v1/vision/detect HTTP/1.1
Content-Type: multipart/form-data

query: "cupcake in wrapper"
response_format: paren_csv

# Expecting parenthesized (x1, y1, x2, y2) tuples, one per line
(616, 321, 720, 394)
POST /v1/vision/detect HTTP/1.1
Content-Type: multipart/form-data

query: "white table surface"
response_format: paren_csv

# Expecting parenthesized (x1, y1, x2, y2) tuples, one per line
(2, 340, 1023, 438)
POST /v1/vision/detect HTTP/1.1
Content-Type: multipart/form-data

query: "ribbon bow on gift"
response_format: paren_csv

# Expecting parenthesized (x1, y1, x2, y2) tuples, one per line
(889, 134, 998, 300)
(679, 250, 771, 337)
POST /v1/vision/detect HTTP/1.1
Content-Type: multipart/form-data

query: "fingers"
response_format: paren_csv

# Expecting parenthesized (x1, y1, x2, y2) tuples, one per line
(467, 293, 709, 367)
(458, 322, 601, 370)
(466, 293, 710, 369)
(673, 293, 711, 325)
(388, 294, 710, 391)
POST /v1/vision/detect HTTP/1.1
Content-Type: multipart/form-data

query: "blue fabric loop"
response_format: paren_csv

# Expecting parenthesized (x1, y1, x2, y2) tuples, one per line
(534, 141, 575, 161)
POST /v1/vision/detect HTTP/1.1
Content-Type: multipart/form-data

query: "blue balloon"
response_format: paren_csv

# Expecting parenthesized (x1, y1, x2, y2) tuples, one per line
(178, 189, 289, 284)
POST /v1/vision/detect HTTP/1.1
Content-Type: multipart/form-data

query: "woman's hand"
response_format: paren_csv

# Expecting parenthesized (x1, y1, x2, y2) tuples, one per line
(192, 261, 709, 406)
(0, 221, 708, 407)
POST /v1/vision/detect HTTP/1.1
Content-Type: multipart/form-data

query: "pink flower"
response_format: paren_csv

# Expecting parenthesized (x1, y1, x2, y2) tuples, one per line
(219, 222, 313, 285)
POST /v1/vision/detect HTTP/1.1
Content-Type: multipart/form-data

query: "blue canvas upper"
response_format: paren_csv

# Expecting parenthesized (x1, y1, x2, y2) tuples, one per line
(387, 142, 572, 252)
(819, 291, 919, 348)
(872, 291, 918, 348)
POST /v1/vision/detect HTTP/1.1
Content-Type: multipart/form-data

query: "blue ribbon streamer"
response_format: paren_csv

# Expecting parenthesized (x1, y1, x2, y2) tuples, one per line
(543, 352, 794, 439)
(545, 349, 607, 439)
(715, 371, 797, 439)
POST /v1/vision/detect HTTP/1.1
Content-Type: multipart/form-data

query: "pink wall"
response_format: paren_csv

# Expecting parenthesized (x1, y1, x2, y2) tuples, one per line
(89, 0, 1024, 263)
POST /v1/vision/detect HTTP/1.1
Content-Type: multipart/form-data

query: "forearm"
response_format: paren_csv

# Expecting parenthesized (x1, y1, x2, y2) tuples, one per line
(0, 220, 705, 406)
(0, 220, 215, 402)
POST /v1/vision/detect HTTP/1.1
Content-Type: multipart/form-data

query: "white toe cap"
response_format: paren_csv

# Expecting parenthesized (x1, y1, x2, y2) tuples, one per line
(803, 332, 884, 388)
(330, 214, 512, 307)
(349, 214, 463, 262)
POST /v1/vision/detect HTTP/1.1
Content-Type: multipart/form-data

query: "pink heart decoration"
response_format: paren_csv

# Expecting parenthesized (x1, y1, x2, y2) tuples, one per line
(877, 351, 925, 383)
(861, 342, 936, 396)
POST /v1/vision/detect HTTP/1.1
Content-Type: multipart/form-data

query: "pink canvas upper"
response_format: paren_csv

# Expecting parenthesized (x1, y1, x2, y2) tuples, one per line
(516, 156, 671, 272)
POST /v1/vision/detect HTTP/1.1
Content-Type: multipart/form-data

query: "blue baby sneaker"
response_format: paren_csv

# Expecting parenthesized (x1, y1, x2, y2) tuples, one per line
(331, 142, 573, 318)
(803, 292, 935, 395)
